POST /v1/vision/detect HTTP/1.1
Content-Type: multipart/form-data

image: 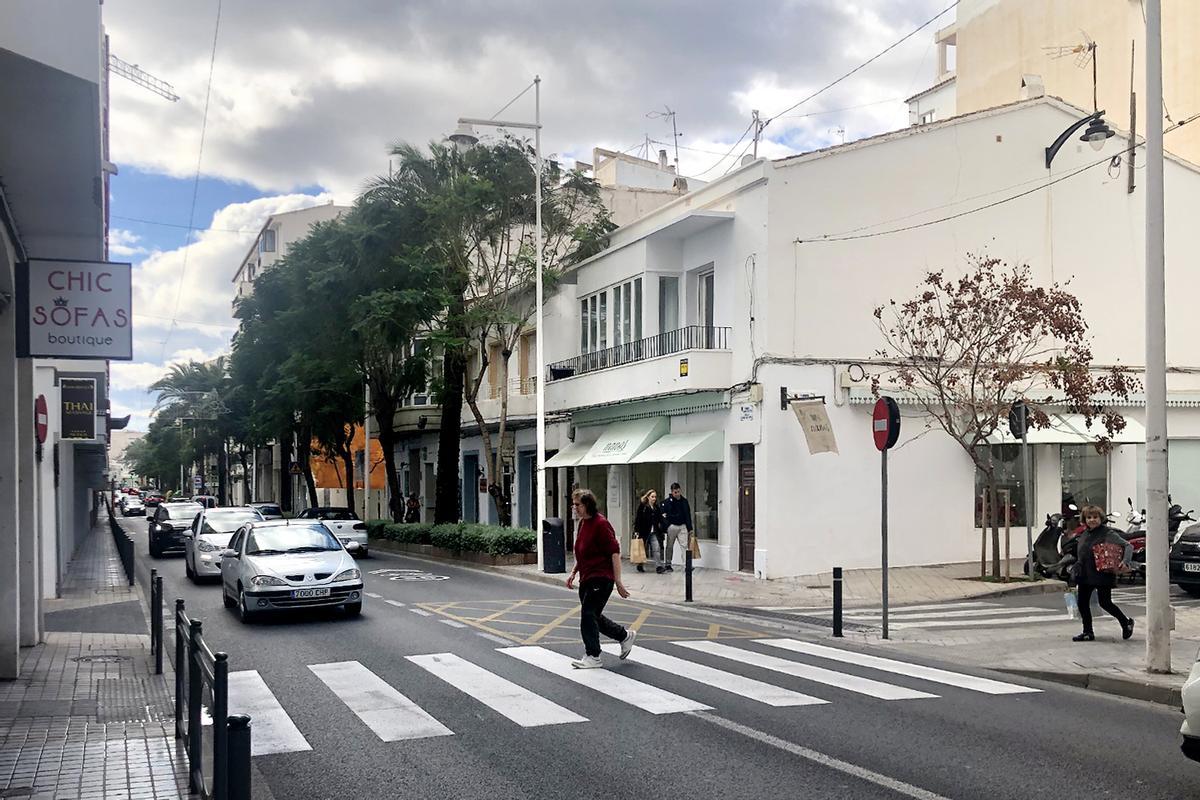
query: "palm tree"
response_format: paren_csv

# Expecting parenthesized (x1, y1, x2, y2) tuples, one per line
(150, 357, 233, 502)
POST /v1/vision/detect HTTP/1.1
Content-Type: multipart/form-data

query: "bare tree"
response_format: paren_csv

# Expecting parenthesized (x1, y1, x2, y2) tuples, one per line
(873, 255, 1139, 578)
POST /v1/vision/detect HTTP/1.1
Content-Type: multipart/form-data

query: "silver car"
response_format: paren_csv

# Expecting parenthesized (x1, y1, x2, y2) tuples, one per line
(219, 520, 364, 623)
(185, 507, 264, 583)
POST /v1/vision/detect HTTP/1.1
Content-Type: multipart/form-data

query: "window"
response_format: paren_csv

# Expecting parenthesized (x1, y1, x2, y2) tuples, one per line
(403, 339, 438, 406)
(519, 332, 536, 394)
(259, 228, 277, 253)
(598, 292, 607, 349)
(973, 445, 1033, 527)
(1061, 444, 1107, 511)
(659, 276, 679, 333)
(634, 278, 642, 340)
(580, 299, 588, 353)
(919, 110, 936, 125)
(685, 462, 720, 540)
(487, 342, 503, 398)
(611, 278, 643, 346)
(698, 271, 715, 327)
(589, 295, 598, 352)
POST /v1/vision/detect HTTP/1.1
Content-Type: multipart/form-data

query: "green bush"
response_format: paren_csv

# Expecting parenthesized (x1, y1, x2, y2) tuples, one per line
(487, 527, 536, 556)
(365, 519, 390, 539)
(430, 523, 464, 550)
(384, 523, 433, 544)
(370, 519, 534, 556)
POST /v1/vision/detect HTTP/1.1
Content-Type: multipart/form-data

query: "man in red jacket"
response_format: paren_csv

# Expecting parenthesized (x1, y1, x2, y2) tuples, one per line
(565, 489, 635, 668)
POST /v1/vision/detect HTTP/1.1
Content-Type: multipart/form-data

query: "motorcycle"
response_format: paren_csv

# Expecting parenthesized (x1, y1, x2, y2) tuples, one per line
(1123, 496, 1192, 580)
(1024, 510, 1080, 581)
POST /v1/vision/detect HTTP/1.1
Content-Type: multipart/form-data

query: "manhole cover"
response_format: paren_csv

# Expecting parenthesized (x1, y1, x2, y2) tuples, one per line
(72, 654, 130, 663)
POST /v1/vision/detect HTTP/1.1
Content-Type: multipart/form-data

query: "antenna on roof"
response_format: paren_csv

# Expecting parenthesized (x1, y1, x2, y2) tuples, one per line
(646, 106, 682, 172)
(1043, 30, 1099, 110)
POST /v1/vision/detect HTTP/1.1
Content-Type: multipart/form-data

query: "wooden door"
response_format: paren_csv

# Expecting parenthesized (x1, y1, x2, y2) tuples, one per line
(738, 445, 756, 572)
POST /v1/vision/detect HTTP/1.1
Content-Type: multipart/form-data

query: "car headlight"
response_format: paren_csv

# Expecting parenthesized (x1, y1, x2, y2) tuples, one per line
(249, 575, 287, 587)
(332, 568, 361, 582)
(196, 540, 219, 552)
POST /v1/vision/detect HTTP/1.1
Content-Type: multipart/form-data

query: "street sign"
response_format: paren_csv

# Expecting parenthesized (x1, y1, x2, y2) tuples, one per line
(872, 396, 901, 451)
(34, 395, 47, 444)
(60, 378, 97, 440)
(193, 475, 202, 490)
(16, 259, 133, 360)
(1008, 400, 1028, 438)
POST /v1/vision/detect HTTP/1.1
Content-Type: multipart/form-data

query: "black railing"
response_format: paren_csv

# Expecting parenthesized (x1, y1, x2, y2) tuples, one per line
(175, 600, 251, 800)
(107, 498, 135, 586)
(546, 325, 731, 381)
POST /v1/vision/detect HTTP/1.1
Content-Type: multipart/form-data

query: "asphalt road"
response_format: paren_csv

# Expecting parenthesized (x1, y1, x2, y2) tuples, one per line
(119, 515, 1199, 800)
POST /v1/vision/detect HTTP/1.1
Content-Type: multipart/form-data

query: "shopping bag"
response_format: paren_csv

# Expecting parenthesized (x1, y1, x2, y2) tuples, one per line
(629, 537, 647, 565)
(688, 533, 702, 559)
(1064, 590, 1079, 619)
(1092, 542, 1125, 573)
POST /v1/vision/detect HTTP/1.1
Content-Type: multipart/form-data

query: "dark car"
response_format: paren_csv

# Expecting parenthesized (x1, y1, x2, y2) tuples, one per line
(249, 502, 284, 520)
(1170, 520, 1200, 596)
(148, 501, 203, 558)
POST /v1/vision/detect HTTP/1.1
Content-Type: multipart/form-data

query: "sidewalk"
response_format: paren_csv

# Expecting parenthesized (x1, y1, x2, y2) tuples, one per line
(0, 508, 189, 800)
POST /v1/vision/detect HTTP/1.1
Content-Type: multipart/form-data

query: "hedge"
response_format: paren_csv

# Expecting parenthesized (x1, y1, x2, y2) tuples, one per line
(367, 520, 535, 556)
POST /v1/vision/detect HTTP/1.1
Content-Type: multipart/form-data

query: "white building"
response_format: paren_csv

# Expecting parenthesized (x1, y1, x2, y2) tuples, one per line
(0, 0, 111, 676)
(457, 95, 1200, 579)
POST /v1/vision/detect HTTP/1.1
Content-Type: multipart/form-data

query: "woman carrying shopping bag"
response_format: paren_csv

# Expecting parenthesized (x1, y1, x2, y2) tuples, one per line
(633, 489, 663, 573)
(1071, 504, 1135, 642)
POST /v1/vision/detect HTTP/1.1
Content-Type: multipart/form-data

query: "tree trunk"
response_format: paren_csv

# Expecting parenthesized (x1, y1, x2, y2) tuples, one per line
(239, 448, 251, 503)
(988, 478, 1001, 580)
(217, 440, 228, 506)
(341, 440, 356, 515)
(435, 289, 468, 523)
(374, 400, 404, 522)
(300, 428, 319, 509)
(279, 433, 293, 512)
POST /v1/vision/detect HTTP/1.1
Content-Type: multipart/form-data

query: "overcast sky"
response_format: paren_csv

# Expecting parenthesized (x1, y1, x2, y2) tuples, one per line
(103, 0, 953, 430)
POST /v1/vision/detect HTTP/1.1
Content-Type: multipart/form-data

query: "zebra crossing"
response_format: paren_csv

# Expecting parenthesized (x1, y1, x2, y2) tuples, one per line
(756, 600, 1075, 631)
(224, 639, 1039, 756)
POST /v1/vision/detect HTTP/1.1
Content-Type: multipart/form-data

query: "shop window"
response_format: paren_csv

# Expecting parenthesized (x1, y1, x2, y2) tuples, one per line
(1061, 444, 1107, 512)
(685, 462, 720, 540)
(973, 444, 1033, 527)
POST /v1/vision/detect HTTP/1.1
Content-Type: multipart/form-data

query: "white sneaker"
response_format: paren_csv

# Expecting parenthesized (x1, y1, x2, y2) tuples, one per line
(619, 629, 637, 660)
(571, 655, 604, 669)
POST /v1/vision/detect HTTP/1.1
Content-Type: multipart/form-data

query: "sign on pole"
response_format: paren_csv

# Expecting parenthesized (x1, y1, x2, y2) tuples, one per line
(60, 378, 97, 440)
(34, 395, 48, 444)
(873, 397, 901, 639)
(1010, 400, 1036, 578)
(16, 259, 133, 360)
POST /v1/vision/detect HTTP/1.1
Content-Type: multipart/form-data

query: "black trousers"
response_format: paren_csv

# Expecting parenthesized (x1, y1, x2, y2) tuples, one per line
(1078, 583, 1129, 634)
(579, 578, 627, 657)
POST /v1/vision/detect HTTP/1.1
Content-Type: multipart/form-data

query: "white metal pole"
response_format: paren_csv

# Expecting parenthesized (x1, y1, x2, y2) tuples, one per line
(1144, 0, 1171, 673)
(534, 75, 546, 572)
(363, 382, 371, 521)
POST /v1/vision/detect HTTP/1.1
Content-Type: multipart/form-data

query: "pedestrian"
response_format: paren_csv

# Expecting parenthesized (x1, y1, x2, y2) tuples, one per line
(404, 494, 421, 524)
(660, 482, 693, 572)
(1071, 504, 1135, 642)
(634, 489, 664, 574)
(565, 489, 636, 669)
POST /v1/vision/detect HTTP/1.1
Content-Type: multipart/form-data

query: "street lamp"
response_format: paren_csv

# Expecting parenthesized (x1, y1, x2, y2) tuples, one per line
(455, 76, 547, 571)
(1045, 110, 1115, 168)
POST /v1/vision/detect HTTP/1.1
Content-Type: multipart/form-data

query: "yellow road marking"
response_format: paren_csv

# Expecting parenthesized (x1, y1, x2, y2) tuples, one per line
(707, 623, 721, 639)
(525, 606, 581, 644)
(477, 599, 532, 623)
(628, 608, 652, 632)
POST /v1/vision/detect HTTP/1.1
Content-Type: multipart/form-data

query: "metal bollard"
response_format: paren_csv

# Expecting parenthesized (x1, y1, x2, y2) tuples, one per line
(684, 548, 693, 603)
(832, 567, 843, 638)
(213, 653, 229, 800)
(226, 715, 252, 800)
(174, 599, 185, 740)
(153, 577, 164, 674)
(149, 569, 158, 655)
(187, 619, 203, 795)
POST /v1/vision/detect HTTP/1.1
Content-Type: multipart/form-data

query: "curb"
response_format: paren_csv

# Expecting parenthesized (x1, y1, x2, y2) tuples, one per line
(997, 667, 1183, 708)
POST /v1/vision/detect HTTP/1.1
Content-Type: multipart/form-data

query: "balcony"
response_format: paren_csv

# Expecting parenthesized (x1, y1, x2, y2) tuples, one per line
(547, 326, 731, 381)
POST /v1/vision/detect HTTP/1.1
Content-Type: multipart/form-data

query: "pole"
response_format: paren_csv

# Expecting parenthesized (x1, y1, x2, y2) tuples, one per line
(1022, 425, 1034, 577)
(832, 566, 843, 638)
(363, 382, 371, 521)
(1144, 0, 1171, 674)
(534, 75, 547, 573)
(881, 448, 889, 640)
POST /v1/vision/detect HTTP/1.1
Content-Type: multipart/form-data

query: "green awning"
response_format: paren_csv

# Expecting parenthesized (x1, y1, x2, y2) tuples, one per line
(578, 418, 669, 465)
(544, 441, 593, 468)
(630, 431, 725, 463)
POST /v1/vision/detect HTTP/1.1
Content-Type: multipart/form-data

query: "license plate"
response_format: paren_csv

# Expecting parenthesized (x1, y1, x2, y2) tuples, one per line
(291, 588, 330, 599)
(340, 539, 350, 545)
(1184, 563, 1200, 573)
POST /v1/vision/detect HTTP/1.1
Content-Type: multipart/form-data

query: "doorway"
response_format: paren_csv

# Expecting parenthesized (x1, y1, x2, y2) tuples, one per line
(517, 450, 534, 528)
(462, 453, 479, 523)
(738, 445, 755, 572)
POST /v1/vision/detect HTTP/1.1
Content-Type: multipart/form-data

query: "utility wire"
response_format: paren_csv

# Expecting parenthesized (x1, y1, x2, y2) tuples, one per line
(490, 80, 535, 120)
(162, 0, 223, 360)
(112, 214, 257, 235)
(688, 119, 756, 178)
(764, 1, 960, 130)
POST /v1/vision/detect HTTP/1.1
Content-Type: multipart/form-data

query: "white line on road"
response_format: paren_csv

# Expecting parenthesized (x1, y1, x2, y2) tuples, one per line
(845, 606, 1060, 621)
(384, 599, 406, 608)
(675, 641, 936, 701)
(756, 639, 1041, 695)
(364, 592, 383, 599)
(407, 653, 587, 728)
(477, 632, 514, 645)
(309, 661, 453, 741)
(439, 619, 468, 628)
(500, 646, 712, 714)
(691, 711, 953, 800)
(889, 615, 1073, 630)
(227, 671, 311, 756)
(599, 643, 827, 707)
(837, 602, 997, 614)
(410, 608, 433, 617)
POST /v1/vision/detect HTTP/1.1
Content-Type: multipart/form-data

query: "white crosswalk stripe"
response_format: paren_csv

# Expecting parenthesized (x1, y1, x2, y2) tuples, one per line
(675, 641, 937, 700)
(309, 661, 453, 741)
(406, 653, 587, 727)
(845, 606, 1060, 620)
(756, 639, 1041, 695)
(599, 643, 827, 707)
(227, 671, 312, 756)
(500, 645, 713, 714)
(781, 600, 1070, 631)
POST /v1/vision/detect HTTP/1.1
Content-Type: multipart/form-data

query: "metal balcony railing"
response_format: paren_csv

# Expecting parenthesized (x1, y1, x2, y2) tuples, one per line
(546, 325, 731, 381)
(488, 376, 538, 399)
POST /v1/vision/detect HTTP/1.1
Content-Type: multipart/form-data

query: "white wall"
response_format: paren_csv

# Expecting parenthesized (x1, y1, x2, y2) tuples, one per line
(0, 0, 101, 85)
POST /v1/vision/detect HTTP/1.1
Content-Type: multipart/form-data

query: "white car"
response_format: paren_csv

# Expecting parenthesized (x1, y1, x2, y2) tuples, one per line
(185, 506, 264, 583)
(296, 507, 369, 556)
(122, 496, 145, 517)
(1182, 652, 1200, 760)
(219, 520, 364, 623)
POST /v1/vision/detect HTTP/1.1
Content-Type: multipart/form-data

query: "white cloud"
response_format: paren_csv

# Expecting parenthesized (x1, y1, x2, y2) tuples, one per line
(109, 228, 150, 258)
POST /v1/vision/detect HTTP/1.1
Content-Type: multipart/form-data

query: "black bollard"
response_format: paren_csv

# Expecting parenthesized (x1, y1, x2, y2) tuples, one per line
(832, 567, 843, 638)
(226, 715, 252, 800)
(684, 548, 693, 603)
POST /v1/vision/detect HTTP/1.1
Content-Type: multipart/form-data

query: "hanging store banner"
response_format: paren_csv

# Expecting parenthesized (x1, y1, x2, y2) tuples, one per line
(60, 378, 97, 440)
(16, 259, 133, 360)
(791, 400, 839, 455)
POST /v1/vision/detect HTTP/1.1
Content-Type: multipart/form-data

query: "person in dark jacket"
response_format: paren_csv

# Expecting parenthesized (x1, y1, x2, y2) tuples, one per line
(565, 489, 635, 669)
(1072, 504, 1134, 642)
(634, 489, 665, 574)
(661, 483, 693, 572)
(404, 494, 421, 524)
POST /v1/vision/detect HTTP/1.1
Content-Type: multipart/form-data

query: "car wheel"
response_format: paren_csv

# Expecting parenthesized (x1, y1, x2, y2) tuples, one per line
(237, 587, 256, 623)
(344, 602, 362, 617)
(149, 540, 161, 558)
(222, 584, 236, 609)
(185, 558, 196, 582)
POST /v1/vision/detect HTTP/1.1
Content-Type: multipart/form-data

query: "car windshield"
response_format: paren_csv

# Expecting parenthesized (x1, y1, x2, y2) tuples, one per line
(245, 525, 341, 555)
(256, 505, 282, 515)
(163, 504, 202, 519)
(201, 511, 262, 535)
(319, 509, 357, 520)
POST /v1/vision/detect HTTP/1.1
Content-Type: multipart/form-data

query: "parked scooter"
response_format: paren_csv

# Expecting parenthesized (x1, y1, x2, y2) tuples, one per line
(1024, 510, 1080, 581)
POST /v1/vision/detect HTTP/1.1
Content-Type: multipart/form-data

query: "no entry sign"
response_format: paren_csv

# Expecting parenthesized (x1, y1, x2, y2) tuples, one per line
(872, 397, 901, 451)
(34, 395, 47, 444)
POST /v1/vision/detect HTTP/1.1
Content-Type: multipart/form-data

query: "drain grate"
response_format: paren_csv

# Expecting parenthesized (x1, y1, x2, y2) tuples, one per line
(72, 654, 130, 663)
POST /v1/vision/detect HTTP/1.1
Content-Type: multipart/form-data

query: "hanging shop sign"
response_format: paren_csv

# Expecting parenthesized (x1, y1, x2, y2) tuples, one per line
(60, 378, 97, 440)
(791, 400, 839, 455)
(16, 259, 133, 360)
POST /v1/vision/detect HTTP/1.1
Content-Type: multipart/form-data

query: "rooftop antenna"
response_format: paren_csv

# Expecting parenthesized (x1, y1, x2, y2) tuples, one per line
(108, 53, 180, 101)
(751, 110, 765, 158)
(647, 106, 682, 172)
(1043, 30, 1098, 111)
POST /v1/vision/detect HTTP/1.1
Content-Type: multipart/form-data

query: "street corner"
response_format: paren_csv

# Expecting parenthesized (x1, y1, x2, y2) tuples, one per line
(415, 597, 769, 645)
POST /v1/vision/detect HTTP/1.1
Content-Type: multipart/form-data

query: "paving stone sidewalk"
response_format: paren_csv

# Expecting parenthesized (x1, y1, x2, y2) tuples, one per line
(0, 509, 190, 800)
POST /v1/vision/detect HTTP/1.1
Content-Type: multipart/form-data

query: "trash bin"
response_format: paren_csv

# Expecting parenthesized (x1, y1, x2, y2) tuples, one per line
(542, 517, 566, 574)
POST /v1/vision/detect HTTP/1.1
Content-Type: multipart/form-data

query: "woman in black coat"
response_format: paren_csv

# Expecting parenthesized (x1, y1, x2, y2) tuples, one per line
(1072, 504, 1134, 642)
(633, 489, 664, 574)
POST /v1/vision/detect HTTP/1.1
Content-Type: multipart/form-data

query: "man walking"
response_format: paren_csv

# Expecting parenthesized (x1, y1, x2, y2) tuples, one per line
(661, 482, 693, 572)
